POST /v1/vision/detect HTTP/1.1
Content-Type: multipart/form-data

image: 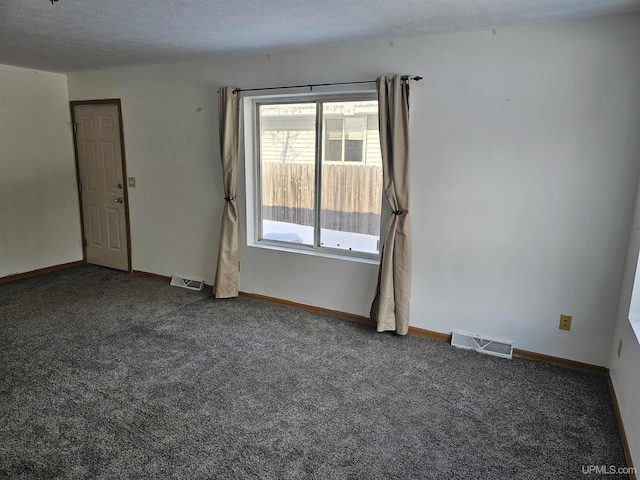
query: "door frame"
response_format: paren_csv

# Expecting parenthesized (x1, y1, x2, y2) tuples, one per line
(70, 99, 132, 272)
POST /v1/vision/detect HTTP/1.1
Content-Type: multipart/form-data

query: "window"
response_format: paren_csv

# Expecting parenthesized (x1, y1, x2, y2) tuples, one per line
(245, 92, 384, 260)
(629, 249, 640, 342)
(324, 115, 367, 163)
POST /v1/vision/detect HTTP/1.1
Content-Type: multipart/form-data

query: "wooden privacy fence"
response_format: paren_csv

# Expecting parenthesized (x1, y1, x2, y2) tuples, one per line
(261, 162, 383, 235)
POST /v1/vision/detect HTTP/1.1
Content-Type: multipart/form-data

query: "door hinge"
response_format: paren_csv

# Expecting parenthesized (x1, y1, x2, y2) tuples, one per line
(72, 122, 78, 133)
(83, 239, 87, 247)
(78, 182, 83, 193)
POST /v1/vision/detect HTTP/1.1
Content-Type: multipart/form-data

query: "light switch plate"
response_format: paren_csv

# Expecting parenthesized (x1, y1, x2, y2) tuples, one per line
(128, 177, 136, 187)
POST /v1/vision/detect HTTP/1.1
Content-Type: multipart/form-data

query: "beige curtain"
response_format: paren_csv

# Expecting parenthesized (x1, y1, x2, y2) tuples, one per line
(370, 75, 412, 335)
(214, 87, 240, 298)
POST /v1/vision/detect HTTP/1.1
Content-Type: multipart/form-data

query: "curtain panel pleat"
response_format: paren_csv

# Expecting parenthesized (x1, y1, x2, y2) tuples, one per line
(370, 75, 412, 335)
(214, 87, 240, 298)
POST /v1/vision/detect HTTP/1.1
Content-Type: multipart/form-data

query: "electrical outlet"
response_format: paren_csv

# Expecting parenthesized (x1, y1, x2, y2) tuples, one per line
(559, 314, 572, 331)
(238, 261, 241, 272)
(128, 177, 136, 187)
(618, 338, 623, 358)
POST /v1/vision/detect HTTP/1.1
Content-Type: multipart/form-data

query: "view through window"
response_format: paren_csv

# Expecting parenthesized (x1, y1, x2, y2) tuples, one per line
(257, 96, 383, 256)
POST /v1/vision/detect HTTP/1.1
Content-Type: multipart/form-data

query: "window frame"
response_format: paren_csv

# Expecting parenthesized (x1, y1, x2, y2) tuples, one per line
(244, 89, 386, 263)
(628, 249, 640, 343)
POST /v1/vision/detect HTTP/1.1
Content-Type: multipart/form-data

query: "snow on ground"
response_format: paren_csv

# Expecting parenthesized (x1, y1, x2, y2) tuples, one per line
(263, 220, 379, 254)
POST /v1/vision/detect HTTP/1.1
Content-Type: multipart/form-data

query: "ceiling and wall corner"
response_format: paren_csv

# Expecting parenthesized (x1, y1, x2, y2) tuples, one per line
(1, 0, 640, 72)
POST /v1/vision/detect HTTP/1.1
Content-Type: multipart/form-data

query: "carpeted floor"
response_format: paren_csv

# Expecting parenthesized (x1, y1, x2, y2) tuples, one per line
(0, 265, 629, 479)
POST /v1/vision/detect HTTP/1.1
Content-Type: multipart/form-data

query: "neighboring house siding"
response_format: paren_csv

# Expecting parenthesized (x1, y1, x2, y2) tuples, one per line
(261, 130, 315, 163)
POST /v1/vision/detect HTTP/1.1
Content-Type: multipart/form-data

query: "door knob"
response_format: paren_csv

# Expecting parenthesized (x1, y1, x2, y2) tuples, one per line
(115, 197, 124, 204)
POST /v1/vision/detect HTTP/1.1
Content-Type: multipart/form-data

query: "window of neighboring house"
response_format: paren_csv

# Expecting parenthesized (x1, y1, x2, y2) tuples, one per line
(324, 115, 367, 163)
(244, 91, 384, 260)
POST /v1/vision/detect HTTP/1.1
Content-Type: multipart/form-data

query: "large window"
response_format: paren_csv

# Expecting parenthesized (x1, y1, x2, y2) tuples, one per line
(246, 92, 384, 259)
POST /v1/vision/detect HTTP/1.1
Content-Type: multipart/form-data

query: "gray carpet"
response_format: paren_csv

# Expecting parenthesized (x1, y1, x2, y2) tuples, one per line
(0, 265, 629, 479)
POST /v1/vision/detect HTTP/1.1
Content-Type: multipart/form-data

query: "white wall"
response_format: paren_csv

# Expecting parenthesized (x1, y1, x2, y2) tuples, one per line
(0, 64, 82, 277)
(609, 177, 640, 467)
(67, 14, 640, 366)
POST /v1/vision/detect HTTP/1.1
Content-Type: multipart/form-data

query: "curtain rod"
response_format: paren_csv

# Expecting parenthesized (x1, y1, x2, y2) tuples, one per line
(230, 75, 422, 94)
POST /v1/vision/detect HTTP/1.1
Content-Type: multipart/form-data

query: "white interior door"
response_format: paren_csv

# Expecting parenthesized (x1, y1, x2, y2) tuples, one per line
(74, 103, 130, 271)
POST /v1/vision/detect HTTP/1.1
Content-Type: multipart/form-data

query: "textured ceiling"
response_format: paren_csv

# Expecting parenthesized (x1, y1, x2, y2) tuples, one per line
(1, 0, 639, 72)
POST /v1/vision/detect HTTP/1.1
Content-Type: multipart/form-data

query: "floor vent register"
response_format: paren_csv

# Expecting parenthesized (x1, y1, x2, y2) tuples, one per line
(170, 275, 204, 291)
(451, 331, 513, 359)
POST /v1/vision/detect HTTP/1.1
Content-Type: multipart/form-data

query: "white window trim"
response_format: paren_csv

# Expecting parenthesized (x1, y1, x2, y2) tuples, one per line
(242, 87, 387, 264)
(628, 248, 640, 344)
